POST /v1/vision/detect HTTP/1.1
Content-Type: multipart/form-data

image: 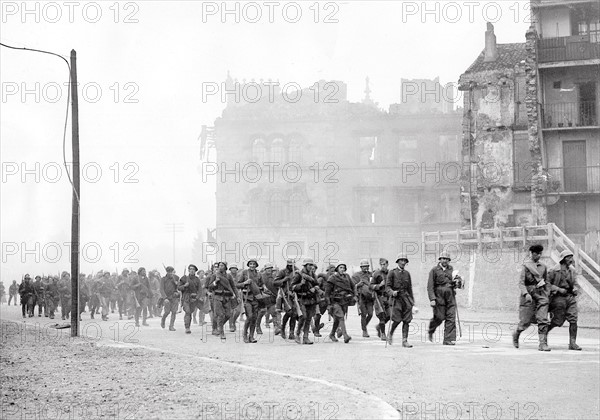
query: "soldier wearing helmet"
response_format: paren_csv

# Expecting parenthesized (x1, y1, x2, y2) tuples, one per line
(324, 262, 354, 343)
(273, 259, 300, 341)
(352, 259, 374, 338)
(291, 258, 320, 344)
(512, 244, 551, 351)
(227, 263, 242, 332)
(372, 258, 390, 341)
(160, 266, 180, 331)
(256, 262, 281, 336)
(547, 250, 581, 350)
(236, 259, 262, 343)
(426, 251, 458, 345)
(385, 254, 414, 347)
(206, 262, 239, 339)
(313, 264, 335, 338)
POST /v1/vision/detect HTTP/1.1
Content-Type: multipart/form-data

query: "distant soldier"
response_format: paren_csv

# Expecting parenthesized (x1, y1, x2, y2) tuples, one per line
(227, 263, 241, 332)
(99, 272, 113, 321)
(109, 273, 119, 315)
(256, 262, 281, 335)
(19, 275, 35, 318)
(116, 269, 130, 320)
(386, 254, 414, 347)
(352, 259, 374, 337)
(291, 258, 320, 345)
(148, 270, 161, 318)
(78, 273, 89, 321)
(273, 259, 299, 340)
(548, 250, 581, 350)
(177, 264, 202, 334)
(512, 244, 551, 351)
(237, 259, 262, 343)
(427, 251, 462, 345)
(45, 276, 60, 319)
(8, 280, 18, 306)
(207, 262, 238, 338)
(372, 258, 390, 341)
(33, 275, 45, 317)
(160, 266, 180, 331)
(88, 275, 101, 319)
(324, 262, 354, 343)
(58, 272, 72, 321)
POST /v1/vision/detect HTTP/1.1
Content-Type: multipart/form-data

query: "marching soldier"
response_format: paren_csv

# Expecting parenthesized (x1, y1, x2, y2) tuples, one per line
(19, 274, 35, 318)
(548, 250, 581, 350)
(427, 251, 462, 345)
(291, 258, 320, 345)
(324, 262, 354, 343)
(160, 266, 180, 331)
(274, 259, 299, 340)
(372, 258, 390, 341)
(237, 259, 262, 343)
(8, 280, 18, 306)
(116, 269, 130, 320)
(512, 244, 551, 351)
(78, 273, 89, 321)
(313, 264, 334, 338)
(352, 260, 374, 337)
(256, 262, 281, 335)
(45, 276, 60, 319)
(131, 267, 152, 327)
(177, 264, 202, 334)
(385, 254, 414, 347)
(99, 272, 113, 321)
(58, 272, 72, 321)
(33, 275, 45, 317)
(228, 263, 241, 332)
(207, 262, 239, 339)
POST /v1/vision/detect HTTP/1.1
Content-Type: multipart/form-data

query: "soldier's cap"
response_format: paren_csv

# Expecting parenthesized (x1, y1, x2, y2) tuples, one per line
(264, 262, 274, 270)
(103, 271, 110, 276)
(35, 275, 41, 279)
(286, 259, 294, 265)
(188, 264, 198, 271)
(247, 259, 258, 267)
(302, 258, 315, 266)
(396, 254, 409, 263)
(24, 274, 31, 279)
(359, 259, 370, 267)
(558, 250, 573, 262)
(137, 267, 146, 275)
(165, 266, 175, 272)
(335, 262, 347, 271)
(229, 263, 238, 270)
(529, 244, 544, 254)
(327, 264, 336, 271)
(438, 251, 451, 261)
(379, 258, 389, 264)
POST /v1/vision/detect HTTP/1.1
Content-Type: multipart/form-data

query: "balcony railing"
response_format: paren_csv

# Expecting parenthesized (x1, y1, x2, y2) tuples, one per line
(538, 35, 600, 63)
(544, 166, 600, 193)
(542, 101, 598, 128)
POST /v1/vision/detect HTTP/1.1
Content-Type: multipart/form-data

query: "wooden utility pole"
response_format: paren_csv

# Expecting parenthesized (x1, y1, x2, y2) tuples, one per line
(70, 49, 81, 337)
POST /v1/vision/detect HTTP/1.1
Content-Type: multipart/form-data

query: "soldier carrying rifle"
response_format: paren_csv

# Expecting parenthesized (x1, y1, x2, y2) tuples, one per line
(324, 262, 354, 344)
(291, 258, 320, 345)
(385, 254, 414, 347)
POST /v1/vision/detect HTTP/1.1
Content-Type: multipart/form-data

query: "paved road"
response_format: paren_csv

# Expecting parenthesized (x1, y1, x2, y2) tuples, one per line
(1, 305, 599, 419)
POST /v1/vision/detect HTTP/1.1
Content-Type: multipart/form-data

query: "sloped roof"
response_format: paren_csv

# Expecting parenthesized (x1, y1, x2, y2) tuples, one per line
(463, 43, 527, 74)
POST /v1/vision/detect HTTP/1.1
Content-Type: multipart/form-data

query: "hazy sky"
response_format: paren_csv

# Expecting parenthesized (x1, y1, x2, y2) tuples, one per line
(0, 0, 530, 279)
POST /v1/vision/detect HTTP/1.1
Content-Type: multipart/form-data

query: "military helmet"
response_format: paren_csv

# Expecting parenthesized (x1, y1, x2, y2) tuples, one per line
(247, 259, 258, 267)
(359, 259, 370, 267)
(335, 261, 347, 272)
(302, 258, 315, 266)
(396, 253, 409, 263)
(229, 263, 238, 270)
(438, 251, 451, 261)
(165, 266, 175, 273)
(264, 262, 274, 270)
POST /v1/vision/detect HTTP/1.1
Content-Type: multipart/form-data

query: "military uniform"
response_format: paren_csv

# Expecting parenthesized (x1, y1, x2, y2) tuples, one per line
(313, 267, 334, 338)
(372, 261, 390, 340)
(58, 273, 72, 320)
(45, 278, 60, 319)
(273, 262, 299, 340)
(513, 244, 551, 351)
(386, 255, 414, 347)
(256, 264, 281, 335)
(116, 270, 130, 320)
(324, 263, 354, 343)
(19, 276, 35, 318)
(160, 267, 180, 331)
(237, 261, 262, 343)
(131, 269, 152, 327)
(548, 250, 581, 350)
(291, 259, 319, 345)
(99, 274, 113, 321)
(8, 281, 18, 306)
(33, 276, 45, 317)
(352, 262, 374, 337)
(177, 268, 202, 333)
(207, 264, 238, 338)
(427, 253, 459, 345)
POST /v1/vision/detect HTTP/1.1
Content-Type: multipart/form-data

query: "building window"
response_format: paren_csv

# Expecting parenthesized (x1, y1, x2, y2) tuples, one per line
(271, 138, 285, 163)
(398, 136, 419, 164)
(252, 138, 266, 163)
(359, 136, 378, 166)
(288, 138, 302, 164)
(269, 193, 285, 226)
(289, 193, 303, 224)
(578, 18, 600, 42)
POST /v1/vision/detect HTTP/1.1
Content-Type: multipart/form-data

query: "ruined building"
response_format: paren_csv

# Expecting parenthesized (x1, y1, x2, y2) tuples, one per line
(202, 76, 462, 266)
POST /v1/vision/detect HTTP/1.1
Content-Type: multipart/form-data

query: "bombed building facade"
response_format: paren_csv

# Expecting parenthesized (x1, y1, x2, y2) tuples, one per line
(204, 76, 462, 266)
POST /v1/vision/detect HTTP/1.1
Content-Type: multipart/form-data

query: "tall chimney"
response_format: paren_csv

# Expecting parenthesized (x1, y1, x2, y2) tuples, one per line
(484, 22, 498, 62)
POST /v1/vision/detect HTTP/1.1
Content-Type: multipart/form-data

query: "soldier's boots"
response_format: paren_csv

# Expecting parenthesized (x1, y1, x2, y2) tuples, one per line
(380, 330, 387, 341)
(336, 329, 343, 338)
(303, 334, 313, 345)
(274, 326, 282, 336)
(402, 323, 412, 347)
(168, 315, 176, 332)
(229, 323, 236, 332)
(538, 333, 551, 352)
(512, 330, 521, 348)
(219, 329, 225, 340)
(387, 335, 393, 345)
(288, 332, 295, 340)
(279, 326, 286, 339)
(569, 324, 582, 351)
(169, 326, 177, 332)
(329, 333, 339, 342)
(375, 324, 381, 338)
(248, 327, 257, 343)
(161, 316, 166, 329)
(256, 325, 263, 335)
(294, 326, 302, 344)
(185, 328, 191, 334)
(362, 329, 370, 338)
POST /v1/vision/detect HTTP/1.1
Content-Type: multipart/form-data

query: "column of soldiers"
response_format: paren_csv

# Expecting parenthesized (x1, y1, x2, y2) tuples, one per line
(8, 244, 583, 350)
